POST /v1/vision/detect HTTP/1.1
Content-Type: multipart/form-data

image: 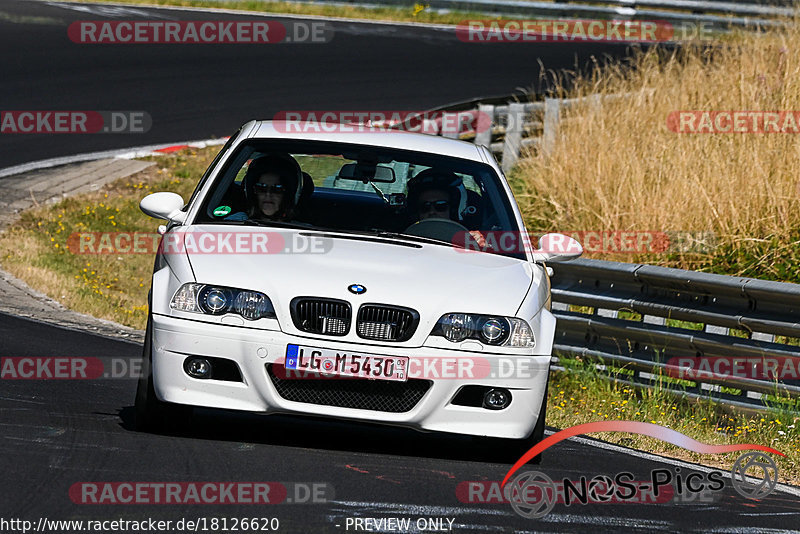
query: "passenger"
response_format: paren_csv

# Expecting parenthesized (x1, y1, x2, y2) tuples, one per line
(227, 154, 303, 222)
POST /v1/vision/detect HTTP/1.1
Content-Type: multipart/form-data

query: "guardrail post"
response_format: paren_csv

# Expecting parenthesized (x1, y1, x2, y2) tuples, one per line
(475, 105, 494, 147)
(502, 102, 525, 173)
(542, 98, 560, 156)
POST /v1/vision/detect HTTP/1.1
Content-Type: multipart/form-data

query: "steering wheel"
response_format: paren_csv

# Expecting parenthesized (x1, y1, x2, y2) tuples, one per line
(404, 218, 469, 243)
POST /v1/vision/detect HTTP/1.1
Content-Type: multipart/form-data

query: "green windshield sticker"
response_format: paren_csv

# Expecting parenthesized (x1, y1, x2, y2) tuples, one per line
(213, 205, 232, 217)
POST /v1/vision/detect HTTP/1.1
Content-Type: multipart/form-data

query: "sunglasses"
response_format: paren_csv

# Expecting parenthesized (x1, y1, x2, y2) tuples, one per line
(421, 200, 449, 212)
(253, 183, 285, 195)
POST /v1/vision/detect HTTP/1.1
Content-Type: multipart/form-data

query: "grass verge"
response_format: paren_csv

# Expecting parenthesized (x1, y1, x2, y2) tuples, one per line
(549, 357, 799, 485)
(0, 148, 218, 329)
(510, 19, 800, 280)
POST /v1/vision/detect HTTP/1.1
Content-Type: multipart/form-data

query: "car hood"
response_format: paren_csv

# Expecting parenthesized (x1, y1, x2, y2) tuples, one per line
(182, 226, 535, 340)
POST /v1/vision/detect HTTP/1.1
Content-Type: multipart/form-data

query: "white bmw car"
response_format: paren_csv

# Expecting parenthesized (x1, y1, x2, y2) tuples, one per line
(135, 120, 581, 456)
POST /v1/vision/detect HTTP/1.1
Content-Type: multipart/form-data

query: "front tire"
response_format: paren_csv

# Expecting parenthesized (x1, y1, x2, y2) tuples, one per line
(497, 381, 549, 464)
(472, 381, 549, 464)
(519, 381, 549, 464)
(135, 315, 193, 432)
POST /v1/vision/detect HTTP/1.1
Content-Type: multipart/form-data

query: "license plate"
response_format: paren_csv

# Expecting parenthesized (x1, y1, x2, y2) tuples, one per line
(284, 345, 408, 382)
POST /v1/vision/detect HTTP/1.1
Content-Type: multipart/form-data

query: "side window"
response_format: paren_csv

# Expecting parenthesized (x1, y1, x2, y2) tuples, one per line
(197, 144, 257, 221)
(187, 133, 238, 208)
(233, 162, 249, 184)
(460, 174, 481, 195)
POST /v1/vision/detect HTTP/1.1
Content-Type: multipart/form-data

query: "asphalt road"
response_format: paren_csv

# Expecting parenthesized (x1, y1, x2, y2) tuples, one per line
(2, 2, 799, 533)
(2, 0, 642, 169)
(1, 311, 799, 533)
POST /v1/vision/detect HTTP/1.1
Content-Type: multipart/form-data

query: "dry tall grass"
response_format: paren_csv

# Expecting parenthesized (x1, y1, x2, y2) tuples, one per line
(513, 25, 800, 281)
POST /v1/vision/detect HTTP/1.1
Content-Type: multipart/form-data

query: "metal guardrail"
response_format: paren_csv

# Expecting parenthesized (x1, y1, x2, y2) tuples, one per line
(559, 0, 795, 18)
(306, 0, 795, 27)
(549, 258, 800, 411)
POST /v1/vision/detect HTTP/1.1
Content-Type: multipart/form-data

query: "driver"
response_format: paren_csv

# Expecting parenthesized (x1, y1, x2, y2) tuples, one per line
(406, 169, 464, 223)
(405, 169, 488, 247)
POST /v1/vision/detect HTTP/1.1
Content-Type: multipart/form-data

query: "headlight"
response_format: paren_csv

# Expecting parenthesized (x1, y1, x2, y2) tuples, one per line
(481, 317, 509, 344)
(440, 313, 473, 342)
(507, 317, 535, 347)
(170, 283, 275, 321)
(201, 287, 229, 314)
(432, 314, 534, 347)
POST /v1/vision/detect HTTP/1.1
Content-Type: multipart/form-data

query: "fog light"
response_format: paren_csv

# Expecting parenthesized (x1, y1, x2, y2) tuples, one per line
(483, 388, 511, 410)
(184, 357, 213, 379)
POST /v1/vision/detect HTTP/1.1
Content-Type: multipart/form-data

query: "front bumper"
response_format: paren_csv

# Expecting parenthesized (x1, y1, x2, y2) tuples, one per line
(151, 314, 550, 439)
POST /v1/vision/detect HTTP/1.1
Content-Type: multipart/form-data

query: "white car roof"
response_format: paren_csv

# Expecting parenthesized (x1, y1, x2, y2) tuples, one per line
(250, 121, 486, 162)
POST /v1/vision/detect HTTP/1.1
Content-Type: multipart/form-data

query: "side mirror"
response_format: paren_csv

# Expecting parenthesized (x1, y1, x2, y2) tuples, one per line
(531, 232, 583, 263)
(140, 192, 187, 224)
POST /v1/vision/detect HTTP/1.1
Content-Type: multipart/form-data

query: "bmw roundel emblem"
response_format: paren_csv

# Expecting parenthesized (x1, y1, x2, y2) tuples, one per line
(348, 284, 366, 295)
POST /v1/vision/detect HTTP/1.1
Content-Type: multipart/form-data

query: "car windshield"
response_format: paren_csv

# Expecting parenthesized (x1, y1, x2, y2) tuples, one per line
(195, 139, 524, 259)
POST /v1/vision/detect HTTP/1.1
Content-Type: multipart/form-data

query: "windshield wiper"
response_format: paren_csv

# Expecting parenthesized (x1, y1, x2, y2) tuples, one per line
(220, 219, 314, 230)
(213, 220, 457, 248)
(249, 219, 306, 229)
(368, 180, 389, 204)
(295, 227, 445, 247)
(367, 231, 451, 247)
